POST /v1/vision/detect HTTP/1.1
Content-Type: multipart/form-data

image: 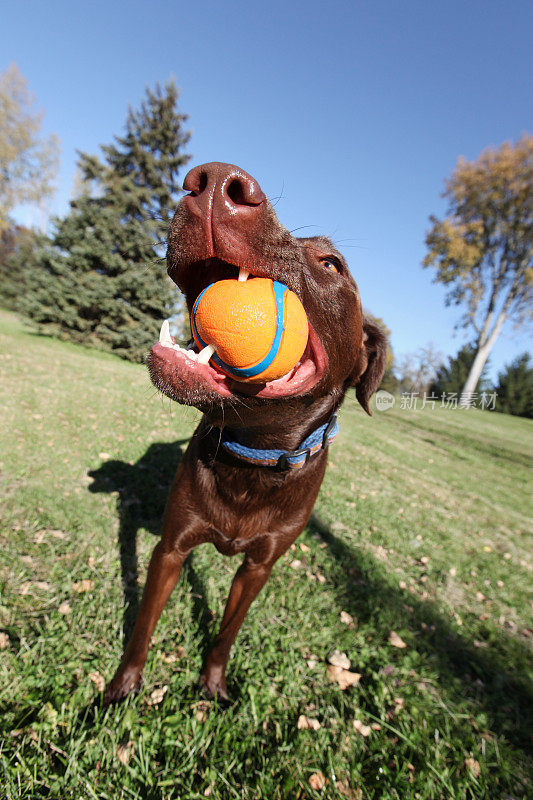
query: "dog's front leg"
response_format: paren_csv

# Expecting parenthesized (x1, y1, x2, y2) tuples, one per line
(200, 555, 275, 701)
(103, 540, 189, 704)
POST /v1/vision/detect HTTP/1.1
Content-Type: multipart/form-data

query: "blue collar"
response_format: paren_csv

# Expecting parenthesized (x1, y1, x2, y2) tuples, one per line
(218, 414, 339, 471)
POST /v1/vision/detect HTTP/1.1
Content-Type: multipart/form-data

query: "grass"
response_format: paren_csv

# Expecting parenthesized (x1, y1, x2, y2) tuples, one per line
(0, 307, 531, 799)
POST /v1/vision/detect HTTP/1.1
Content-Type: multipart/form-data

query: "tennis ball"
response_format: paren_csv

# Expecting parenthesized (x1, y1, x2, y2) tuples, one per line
(191, 277, 308, 382)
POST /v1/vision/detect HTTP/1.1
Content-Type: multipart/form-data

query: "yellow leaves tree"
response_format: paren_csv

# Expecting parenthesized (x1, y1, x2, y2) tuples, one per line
(0, 63, 60, 230)
(423, 135, 533, 405)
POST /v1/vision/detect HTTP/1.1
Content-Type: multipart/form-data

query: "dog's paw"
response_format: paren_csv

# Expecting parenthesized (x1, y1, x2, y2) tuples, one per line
(199, 672, 231, 705)
(102, 669, 143, 706)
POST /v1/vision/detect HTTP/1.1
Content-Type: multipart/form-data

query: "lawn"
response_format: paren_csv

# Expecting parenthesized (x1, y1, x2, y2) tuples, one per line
(0, 308, 531, 799)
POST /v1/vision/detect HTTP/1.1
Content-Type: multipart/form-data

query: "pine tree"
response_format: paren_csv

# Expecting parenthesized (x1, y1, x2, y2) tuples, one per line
(495, 354, 533, 418)
(23, 81, 191, 361)
(429, 344, 490, 397)
(0, 224, 47, 311)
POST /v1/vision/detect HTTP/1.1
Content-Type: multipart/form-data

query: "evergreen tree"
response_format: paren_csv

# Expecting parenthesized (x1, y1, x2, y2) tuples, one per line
(430, 344, 490, 397)
(494, 354, 533, 418)
(23, 81, 191, 361)
(0, 223, 47, 311)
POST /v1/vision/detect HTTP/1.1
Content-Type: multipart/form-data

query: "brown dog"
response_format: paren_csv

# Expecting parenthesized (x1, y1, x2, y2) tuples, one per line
(103, 162, 386, 704)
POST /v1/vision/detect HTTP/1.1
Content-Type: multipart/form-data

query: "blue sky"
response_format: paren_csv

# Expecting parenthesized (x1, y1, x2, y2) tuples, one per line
(2, 0, 532, 379)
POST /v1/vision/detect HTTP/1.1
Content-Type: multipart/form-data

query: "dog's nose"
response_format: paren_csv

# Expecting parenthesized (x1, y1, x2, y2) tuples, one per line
(182, 162, 265, 219)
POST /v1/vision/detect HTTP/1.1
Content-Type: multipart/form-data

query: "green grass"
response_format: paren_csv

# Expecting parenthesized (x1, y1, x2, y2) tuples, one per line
(0, 308, 531, 799)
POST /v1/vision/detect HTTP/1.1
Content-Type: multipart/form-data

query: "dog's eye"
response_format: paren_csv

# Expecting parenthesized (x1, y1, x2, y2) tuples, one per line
(319, 257, 340, 273)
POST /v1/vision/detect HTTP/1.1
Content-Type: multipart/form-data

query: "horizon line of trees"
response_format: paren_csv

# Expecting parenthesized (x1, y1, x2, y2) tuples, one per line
(0, 64, 531, 417)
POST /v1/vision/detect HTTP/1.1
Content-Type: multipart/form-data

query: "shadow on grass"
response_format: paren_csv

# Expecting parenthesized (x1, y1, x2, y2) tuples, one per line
(88, 439, 190, 641)
(308, 512, 532, 753)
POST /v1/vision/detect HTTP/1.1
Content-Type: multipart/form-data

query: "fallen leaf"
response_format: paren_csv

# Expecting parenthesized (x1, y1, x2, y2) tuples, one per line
(290, 559, 303, 569)
(309, 772, 326, 790)
(327, 664, 361, 690)
(89, 671, 105, 692)
(148, 686, 168, 705)
(353, 719, 371, 737)
(371, 722, 381, 730)
(20, 581, 50, 595)
(340, 611, 355, 626)
(299, 543, 310, 552)
(161, 646, 185, 663)
(0, 632, 9, 649)
(297, 714, 321, 731)
(117, 741, 134, 764)
(464, 757, 481, 778)
(58, 601, 71, 615)
(316, 572, 326, 583)
(328, 650, 351, 669)
(73, 580, 95, 593)
(388, 631, 407, 649)
(98, 452, 111, 460)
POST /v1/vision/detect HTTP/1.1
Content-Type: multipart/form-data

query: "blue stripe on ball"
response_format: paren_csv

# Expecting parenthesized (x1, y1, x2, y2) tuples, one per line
(191, 280, 288, 380)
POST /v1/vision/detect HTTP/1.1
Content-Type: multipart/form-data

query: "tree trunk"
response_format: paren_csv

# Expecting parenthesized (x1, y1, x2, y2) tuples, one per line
(460, 309, 507, 407)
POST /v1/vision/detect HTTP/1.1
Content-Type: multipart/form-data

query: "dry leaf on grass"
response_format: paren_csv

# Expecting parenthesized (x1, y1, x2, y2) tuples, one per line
(0, 632, 9, 649)
(148, 686, 168, 705)
(117, 741, 134, 764)
(464, 757, 481, 778)
(328, 650, 350, 669)
(340, 611, 355, 626)
(73, 579, 94, 593)
(297, 714, 321, 731)
(89, 671, 105, 692)
(299, 543, 310, 552)
(335, 780, 362, 799)
(388, 631, 407, 648)
(309, 771, 326, 790)
(20, 581, 50, 595)
(58, 601, 71, 615)
(161, 646, 185, 663)
(290, 559, 303, 569)
(353, 719, 371, 737)
(327, 664, 361, 690)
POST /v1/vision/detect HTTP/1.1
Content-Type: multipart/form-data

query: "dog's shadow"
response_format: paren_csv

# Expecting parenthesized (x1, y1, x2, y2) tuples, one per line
(88, 439, 210, 643)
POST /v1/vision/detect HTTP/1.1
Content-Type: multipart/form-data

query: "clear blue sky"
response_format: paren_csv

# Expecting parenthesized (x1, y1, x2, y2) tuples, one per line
(2, 0, 532, 379)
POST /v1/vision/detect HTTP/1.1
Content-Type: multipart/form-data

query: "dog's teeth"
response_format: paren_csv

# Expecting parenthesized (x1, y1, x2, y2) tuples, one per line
(197, 344, 215, 364)
(238, 268, 249, 282)
(159, 320, 173, 346)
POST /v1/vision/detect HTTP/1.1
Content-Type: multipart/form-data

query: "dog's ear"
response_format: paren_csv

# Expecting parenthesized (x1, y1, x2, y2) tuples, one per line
(352, 318, 388, 415)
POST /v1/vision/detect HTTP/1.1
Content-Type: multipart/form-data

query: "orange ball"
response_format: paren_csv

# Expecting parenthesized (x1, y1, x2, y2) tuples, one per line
(191, 278, 308, 382)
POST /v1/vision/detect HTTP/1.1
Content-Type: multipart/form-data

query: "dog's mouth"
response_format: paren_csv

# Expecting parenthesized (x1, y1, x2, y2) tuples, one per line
(149, 258, 328, 400)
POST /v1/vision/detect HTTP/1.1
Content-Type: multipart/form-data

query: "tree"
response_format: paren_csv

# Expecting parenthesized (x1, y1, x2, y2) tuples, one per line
(0, 63, 60, 230)
(396, 343, 444, 395)
(0, 223, 47, 311)
(23, 80, 191, 361)
(423, 135, 533, 406)
(494, 353, 533, 418)
(429, 344, 490, 398)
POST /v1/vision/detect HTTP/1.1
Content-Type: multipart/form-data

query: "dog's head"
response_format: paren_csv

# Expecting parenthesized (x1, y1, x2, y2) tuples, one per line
(148, 163, 387, 423)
